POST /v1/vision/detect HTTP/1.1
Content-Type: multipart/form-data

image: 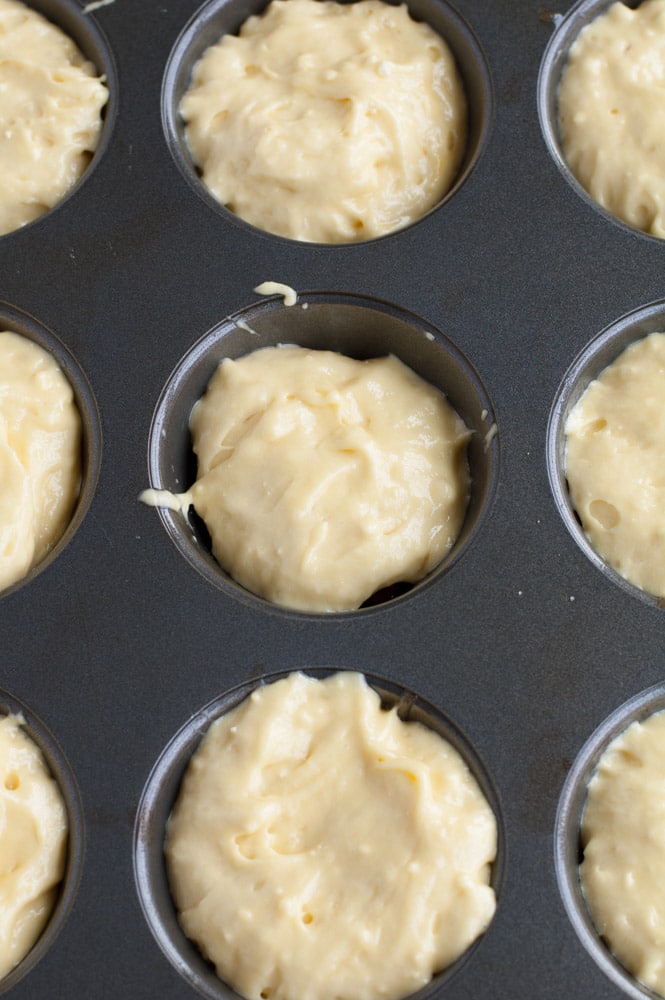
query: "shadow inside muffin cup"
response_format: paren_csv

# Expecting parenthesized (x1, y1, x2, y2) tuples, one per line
(555, 682, 665, 1000)
(0, 689, 84, 996)
(0, 0, 117, 239)
(537, 0, 662, 243)
(145, 290, 499, 617)
(546, 298, 665, 610)
(0, 301, 102, 600)
(133, 667, 505, 1000)
(161, 0, 493, 244)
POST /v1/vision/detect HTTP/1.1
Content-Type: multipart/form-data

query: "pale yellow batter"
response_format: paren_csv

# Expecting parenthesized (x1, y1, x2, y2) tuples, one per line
(0, 331, 81, 593)
(564, 332, 665, 598)
(0, 713, 67, 980)
(180, 0, 467, 242)
(558, 0, 665, 238)
(166, 671, 497, 1000)
(581, 709, 665, 994)
(0, 0, 108, 237)
(187, 345, 470, 612)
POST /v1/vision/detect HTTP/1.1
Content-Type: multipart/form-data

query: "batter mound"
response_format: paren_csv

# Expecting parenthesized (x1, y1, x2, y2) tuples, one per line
(0, 714, 68, 980)
(180, 0, 467, 242)
(564, 332, 665, 598)
(558, 0, 665, 238)
(581, 709, 665, 994)
(166, 671, 497, 1000)
(0, 0, 108, 236)
(187, 345, 470, 612)
(0, 331, 81, 593)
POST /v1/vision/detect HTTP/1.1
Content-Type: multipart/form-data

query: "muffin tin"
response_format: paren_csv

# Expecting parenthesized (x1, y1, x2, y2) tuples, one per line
(1, 0, 665, 997)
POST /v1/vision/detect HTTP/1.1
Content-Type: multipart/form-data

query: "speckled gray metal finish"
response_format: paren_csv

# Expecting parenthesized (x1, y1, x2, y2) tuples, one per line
(1, 0, 664, 997)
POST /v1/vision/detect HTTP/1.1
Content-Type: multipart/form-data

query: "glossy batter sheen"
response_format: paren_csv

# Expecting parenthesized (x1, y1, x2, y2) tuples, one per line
(0, 714, 67, 980)
(0, 331, 81, 593)
(166, 671, 497, 1000)
(581, 710, 665, 993)
(188, 345, 470, 612)
(558, 0, 665, 237)
(564, 332, 665, 598)
(0, 0, 108, 237)
(181, 0, 467, 242)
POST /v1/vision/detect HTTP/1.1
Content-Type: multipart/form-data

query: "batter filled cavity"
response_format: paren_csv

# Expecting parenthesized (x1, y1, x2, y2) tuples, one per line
(557, 0, 665, 238)
(581, 709, 665, 994)
(0, 0, 108, 236)
(0, 713, 68, 980)
(144, 344, 471, 612)
(166, 671, 497, 1000)
(564, 331, 665, 598)
(0, 331, 81, 593)
(180, 0, 467, 242)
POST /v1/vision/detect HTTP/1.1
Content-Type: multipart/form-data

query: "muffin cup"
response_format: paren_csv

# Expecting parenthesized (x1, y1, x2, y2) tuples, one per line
(0, 302, 102, 599)
(537, 0, 661, 243)
(0, 689, 84, 996)
(0, 0, 118, 239)
(134, 666, 505, 1000)
(555, 682, 665, 999)
(145, 290, 499, 617)
(161, 0, 493, 244)
(546, 298, 665, 609)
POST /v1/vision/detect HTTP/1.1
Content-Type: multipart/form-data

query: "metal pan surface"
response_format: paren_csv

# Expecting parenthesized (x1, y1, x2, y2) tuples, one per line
(1, 0, 664, 997)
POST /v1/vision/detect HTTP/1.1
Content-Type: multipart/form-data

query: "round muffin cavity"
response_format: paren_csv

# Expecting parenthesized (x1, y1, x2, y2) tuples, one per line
(0, 712, 68, 981)
(564, 331, 665, 600)
(179, 0, 467, 242)
(557, 0, 665, 238)
(0, 330, 82, 594)
(581, 708, 665, 995)
(165, 670, 497, 1000)
(0, 0, 108, 237)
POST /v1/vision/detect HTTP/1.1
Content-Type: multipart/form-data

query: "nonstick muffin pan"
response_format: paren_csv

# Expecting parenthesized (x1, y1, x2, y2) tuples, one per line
(2, 0, 665, 997)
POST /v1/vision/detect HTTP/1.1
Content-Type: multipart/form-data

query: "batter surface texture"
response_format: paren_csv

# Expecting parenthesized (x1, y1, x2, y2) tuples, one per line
(0, 0, 108, 236)
(565, 332, 665, 598)
(581, 709, 665, 994)
(181, 0, 466, 242)
(0, 714, 67, 980)
(558, 0, 665, 237)
(166, 671, 497, 1000)
(188, 345, 470, 612)
(0, 331, 81, 593)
